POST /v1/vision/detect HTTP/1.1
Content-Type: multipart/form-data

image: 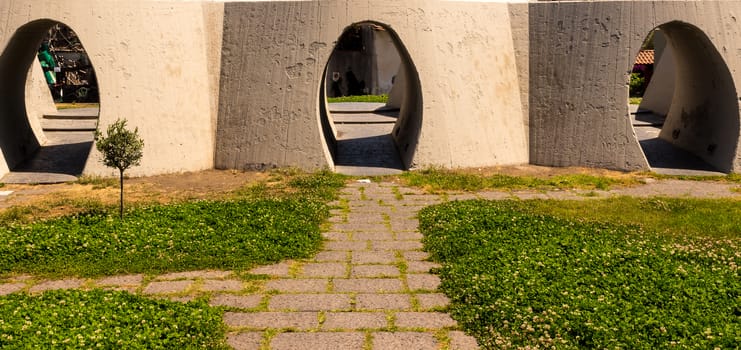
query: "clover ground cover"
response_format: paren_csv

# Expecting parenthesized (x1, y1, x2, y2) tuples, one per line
(419, 199, 740, 348)
(0, 289, 227, 348)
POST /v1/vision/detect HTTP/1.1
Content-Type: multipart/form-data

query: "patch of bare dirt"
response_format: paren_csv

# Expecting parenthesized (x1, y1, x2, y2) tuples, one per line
(0, 170, 271, 219)
(434, 164, 636, 179)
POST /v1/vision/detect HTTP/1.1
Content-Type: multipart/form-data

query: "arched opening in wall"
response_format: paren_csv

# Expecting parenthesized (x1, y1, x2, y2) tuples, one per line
(629, 22, 738, 175)
(0, 20, 100, 183)
(319, 22, 422, 176)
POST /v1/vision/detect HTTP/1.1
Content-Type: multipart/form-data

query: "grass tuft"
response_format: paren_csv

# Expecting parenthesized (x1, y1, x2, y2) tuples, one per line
(326, 94, 388, 103)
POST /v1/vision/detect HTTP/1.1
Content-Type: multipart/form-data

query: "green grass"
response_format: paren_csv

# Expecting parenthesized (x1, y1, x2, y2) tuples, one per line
(419, 199, 740, 349)
(76, 175, 118, 189)
(327, 94, 388, 103)
(516, 197, 741, 238)
(401, 168, 637, 192)
(55, 103, 100, 110)
(629, 97, 642, 105)
(0, 289, 227, 348)
(0, 199, 326, 277)
(0, 170, 347, 277)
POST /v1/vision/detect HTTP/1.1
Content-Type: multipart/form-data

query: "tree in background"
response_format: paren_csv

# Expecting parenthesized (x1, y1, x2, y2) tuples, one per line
(94, 119, 144, 219)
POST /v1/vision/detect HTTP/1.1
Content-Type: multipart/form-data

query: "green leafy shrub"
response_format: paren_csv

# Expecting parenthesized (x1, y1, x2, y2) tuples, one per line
(0, 199, 326, 277)
(630, 72, 646, 97)
(94, 118, 144, 218)
(0, 289, 227, 348)
(419, 200, 740, 349)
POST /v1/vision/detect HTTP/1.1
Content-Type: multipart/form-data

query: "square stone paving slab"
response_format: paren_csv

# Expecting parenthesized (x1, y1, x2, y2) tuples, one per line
(323, 312, 389, 330)
(407, 261, 442, 273)
(210, 294, 262, 309)
(301, 263, 348, 278)
(402, 251, 431, 261)
(372, 332, 438, 350)
(227, 332, 263, 350)
(269, 294, 352, 311)
(143, 280, 193, 294)
(352, 251, 397, 264)
(29, 279, 85, 293)
(271, 332, 366, 350)
(351, 265, 400, 278)
(156, 270, 232, 280)
(394, 312, 457, 329)
(406, 274, 441, 291)
(265, 279, 329, 293)
(223, 312, 318, 330)
(333, 278, 403, 293)
(201, 279, 244, 292)
(415, 293, 450, 310)
(0, 283, 26, 295)
(372, 240, 423, 251)
(325, 241, 369, 251)
(94, 274, 144, 286)
(249, 261, 293, 277)
(354, 232, 395, 241)
(313, 251, 349, 262)
(356, 293, 411, 310)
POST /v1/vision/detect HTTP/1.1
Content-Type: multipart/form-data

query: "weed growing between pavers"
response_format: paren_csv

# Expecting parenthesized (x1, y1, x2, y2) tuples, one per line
(419, 200, 740, 349)
(0, 289, 228, 348)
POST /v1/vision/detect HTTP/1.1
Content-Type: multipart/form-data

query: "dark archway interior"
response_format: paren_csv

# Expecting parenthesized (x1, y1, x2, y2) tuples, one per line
(631, 22, 739, 174)
(0, 20, 99, 183)
(319, 22, 422, 175)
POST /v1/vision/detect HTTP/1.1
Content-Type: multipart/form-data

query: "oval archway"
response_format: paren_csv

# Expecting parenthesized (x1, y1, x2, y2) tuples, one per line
(0, 20, 100, 183)
(629, 22, 739, 174)
(319, 21, 422, 175)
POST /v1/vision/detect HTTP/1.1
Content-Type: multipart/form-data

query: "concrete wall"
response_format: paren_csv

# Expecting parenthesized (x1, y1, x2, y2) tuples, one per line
(0, 0, 220, 178)
(528, 1, 741, 172)
(216, 0, 528, 171)
(4, 0, 741, 176)
(639, 30, 676, 116)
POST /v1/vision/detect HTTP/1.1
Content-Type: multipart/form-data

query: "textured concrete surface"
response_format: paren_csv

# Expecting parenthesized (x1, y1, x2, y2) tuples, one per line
(4, 1, 741, 177)
(0, 1, 220, 179)
(528, 1, 741, 173)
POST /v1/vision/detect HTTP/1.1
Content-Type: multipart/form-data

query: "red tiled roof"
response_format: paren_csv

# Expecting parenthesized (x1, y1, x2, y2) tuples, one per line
(634, 50, 654, 65)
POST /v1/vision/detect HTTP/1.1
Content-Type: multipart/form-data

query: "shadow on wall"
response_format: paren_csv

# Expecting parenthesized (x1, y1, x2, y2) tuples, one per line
(0, 19, 100, 178)
(319, 21, 423, 171)
(633, 21, 739, 173)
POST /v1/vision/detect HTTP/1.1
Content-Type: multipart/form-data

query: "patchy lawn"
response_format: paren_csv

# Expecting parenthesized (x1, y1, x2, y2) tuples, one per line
(420, 199, 740, 348)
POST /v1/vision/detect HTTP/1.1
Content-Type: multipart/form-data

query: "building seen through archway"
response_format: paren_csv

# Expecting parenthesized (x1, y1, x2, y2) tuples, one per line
(0, 20, 100, 183)
(320, 22, 422, 176)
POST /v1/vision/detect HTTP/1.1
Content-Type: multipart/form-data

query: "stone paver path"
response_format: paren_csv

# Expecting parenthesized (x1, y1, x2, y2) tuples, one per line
(1, 178, 739, 349)
(225, 181, 477, 349)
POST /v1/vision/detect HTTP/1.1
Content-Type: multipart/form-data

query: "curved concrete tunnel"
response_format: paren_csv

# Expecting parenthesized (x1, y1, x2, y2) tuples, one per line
(3, 1, 740, 178)
(0, 19, 102, 181)
(0, 19, 57, 175)
(318, 21, 423, 171)
(655, 21, 740, 173)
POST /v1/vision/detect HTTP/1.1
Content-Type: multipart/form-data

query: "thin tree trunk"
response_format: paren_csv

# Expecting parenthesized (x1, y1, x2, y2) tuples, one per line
(119, 168, 124, 219)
